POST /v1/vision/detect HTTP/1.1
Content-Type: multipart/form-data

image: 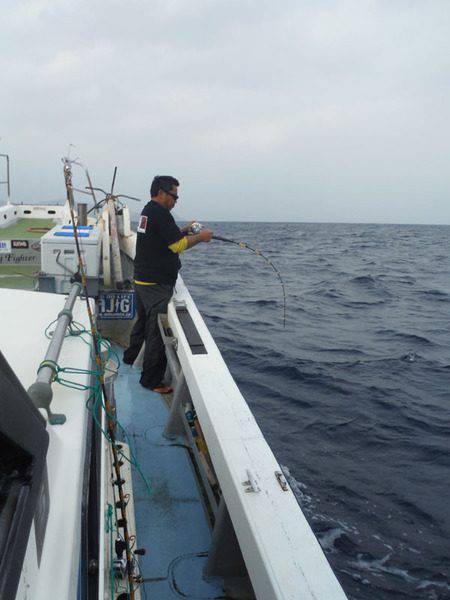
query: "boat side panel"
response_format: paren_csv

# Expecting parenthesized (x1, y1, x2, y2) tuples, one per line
(167, 277, 348, 600)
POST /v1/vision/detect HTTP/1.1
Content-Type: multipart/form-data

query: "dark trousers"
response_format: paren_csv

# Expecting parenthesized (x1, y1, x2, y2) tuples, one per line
(123, 283, 173, 388)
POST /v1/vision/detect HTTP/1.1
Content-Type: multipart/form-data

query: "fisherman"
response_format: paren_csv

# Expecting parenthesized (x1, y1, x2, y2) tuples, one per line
(123, 175, 212, 393)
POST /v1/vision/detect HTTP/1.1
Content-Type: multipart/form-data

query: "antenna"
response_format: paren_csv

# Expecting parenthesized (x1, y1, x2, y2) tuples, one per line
(110, 166, 118, 195)
(67, 143, 76, 160)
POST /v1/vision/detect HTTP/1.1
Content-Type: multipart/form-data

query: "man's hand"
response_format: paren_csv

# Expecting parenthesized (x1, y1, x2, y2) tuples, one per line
(185, 228, 213, 249)
(199, 229, 213, 243)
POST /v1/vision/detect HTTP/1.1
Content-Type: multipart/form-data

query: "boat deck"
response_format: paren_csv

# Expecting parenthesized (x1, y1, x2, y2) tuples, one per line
(114, 357, 225, 599)
(0, 218, 55, 289)
(0, 217, 54, 238)
(0, 268, 37, 289)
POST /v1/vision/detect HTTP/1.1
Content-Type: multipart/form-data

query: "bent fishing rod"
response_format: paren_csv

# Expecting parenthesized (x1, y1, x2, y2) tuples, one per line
(190, 222, 286, 329)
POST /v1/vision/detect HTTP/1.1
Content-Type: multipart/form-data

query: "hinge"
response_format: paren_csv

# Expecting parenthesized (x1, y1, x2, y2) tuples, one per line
(242, 469, 260, 493)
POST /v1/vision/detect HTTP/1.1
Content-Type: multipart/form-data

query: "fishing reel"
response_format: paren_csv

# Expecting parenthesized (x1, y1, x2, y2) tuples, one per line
(189, 221, 204, 234)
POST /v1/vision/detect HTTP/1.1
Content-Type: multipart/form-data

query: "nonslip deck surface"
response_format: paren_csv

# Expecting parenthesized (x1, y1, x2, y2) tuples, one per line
(114, 358, 224, 599)
(0, 218, 54, 238)
(0, 267, 38, 289)
(0, 218, 55, 289)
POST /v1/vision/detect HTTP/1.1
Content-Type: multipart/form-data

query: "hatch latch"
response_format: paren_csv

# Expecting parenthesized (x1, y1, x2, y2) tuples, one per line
(275, 470, 289, 491)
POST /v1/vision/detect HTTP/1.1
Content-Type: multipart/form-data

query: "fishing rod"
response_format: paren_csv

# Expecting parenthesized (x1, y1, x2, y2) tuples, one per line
(190, 222, 286, 329)
(62, 157, 137, 598)
(61, 155, 99, 217)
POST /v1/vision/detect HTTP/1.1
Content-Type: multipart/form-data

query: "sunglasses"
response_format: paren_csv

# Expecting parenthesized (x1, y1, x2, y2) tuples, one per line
(166, 191, 178, 201)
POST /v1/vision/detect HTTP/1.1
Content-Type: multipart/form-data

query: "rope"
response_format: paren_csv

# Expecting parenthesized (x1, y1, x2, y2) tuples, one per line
(41, 322, 154, 498)
(105, 503, 115, 600)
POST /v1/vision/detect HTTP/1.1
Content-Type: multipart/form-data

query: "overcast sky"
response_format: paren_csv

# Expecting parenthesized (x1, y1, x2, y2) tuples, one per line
(1, 1, 449, 223)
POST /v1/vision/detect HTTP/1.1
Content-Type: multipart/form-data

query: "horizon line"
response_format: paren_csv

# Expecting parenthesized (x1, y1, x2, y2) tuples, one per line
(172, 218, 450, 227)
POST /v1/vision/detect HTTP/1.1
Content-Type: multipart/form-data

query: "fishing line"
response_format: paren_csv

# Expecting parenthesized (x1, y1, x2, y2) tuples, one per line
(190, 223, 286, 328)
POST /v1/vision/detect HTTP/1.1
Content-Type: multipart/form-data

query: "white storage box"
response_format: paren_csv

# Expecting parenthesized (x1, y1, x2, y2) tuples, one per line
(41, 225, 102, 278)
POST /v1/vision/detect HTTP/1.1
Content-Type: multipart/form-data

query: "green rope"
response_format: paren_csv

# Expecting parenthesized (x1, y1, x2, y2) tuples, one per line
(43, 318, 154, 498)
(94, 383, 154, 498)
(105, 503, 115, 600)
(116, 424, 154, 498)
(45, 319, 120, 368)
(55, 366, 101, 390)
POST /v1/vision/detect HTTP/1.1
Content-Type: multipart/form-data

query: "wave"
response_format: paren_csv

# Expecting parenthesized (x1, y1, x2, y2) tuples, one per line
(349, 552, 450, 595)
(341, 299, 388, 308)
(417, 289, 450, 302)
(246, 298, 278, 306)
(375, 329, 434, 346)
(350, 275, 381, 286)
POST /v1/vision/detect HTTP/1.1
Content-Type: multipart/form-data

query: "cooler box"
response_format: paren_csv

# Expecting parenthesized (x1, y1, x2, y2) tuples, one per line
(41, 225, 102, 278)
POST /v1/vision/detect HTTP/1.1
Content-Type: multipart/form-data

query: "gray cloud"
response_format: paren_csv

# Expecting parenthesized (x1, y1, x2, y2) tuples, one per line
(1, 0, 449, 223)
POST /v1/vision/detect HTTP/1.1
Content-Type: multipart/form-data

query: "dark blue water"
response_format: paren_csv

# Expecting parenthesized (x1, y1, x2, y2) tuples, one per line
(180, 222, 450, 600)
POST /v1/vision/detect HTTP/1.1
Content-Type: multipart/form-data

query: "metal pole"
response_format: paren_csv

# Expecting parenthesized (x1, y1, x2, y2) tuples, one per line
(0, 153, 11, 204)
(27, 282, 82, 425)
(5, 154, 10, 203)
(77, 202, 87, 226)
(107, 197, 124, 289)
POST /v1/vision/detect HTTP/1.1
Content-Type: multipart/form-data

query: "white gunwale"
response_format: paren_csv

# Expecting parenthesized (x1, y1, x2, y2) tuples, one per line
(167, 276, 347, 600)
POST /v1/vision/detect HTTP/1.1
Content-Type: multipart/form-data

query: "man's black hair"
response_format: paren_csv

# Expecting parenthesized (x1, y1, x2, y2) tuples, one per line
(150, 175, 179, 197)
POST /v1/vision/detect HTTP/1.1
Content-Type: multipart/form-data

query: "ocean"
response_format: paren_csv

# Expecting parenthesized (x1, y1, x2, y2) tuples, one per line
(180, 222, 450, 600)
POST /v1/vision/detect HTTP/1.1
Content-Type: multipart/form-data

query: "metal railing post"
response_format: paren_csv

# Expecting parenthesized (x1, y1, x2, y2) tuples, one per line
(164, 373, 188, 439)
(204, 497, 247, 578)
(0, 153, 11, 204)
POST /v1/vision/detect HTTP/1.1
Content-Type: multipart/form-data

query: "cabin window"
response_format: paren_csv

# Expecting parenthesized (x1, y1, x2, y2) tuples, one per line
(47, 210, 56, 215)
(24, 210, 31, 214)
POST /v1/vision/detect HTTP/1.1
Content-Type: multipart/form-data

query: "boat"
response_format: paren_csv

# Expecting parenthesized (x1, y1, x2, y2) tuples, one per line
(0, 153, 348, 599)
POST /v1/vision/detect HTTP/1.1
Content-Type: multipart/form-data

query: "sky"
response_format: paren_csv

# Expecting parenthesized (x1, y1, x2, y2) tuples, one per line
(1, 0, 450, 224)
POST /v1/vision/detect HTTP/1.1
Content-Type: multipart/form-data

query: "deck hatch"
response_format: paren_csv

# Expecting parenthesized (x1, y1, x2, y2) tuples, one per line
(175, 306, 207, 355)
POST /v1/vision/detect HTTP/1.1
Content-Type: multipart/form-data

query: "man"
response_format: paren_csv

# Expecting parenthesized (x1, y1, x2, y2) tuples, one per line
(123, 175, 212, 393)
